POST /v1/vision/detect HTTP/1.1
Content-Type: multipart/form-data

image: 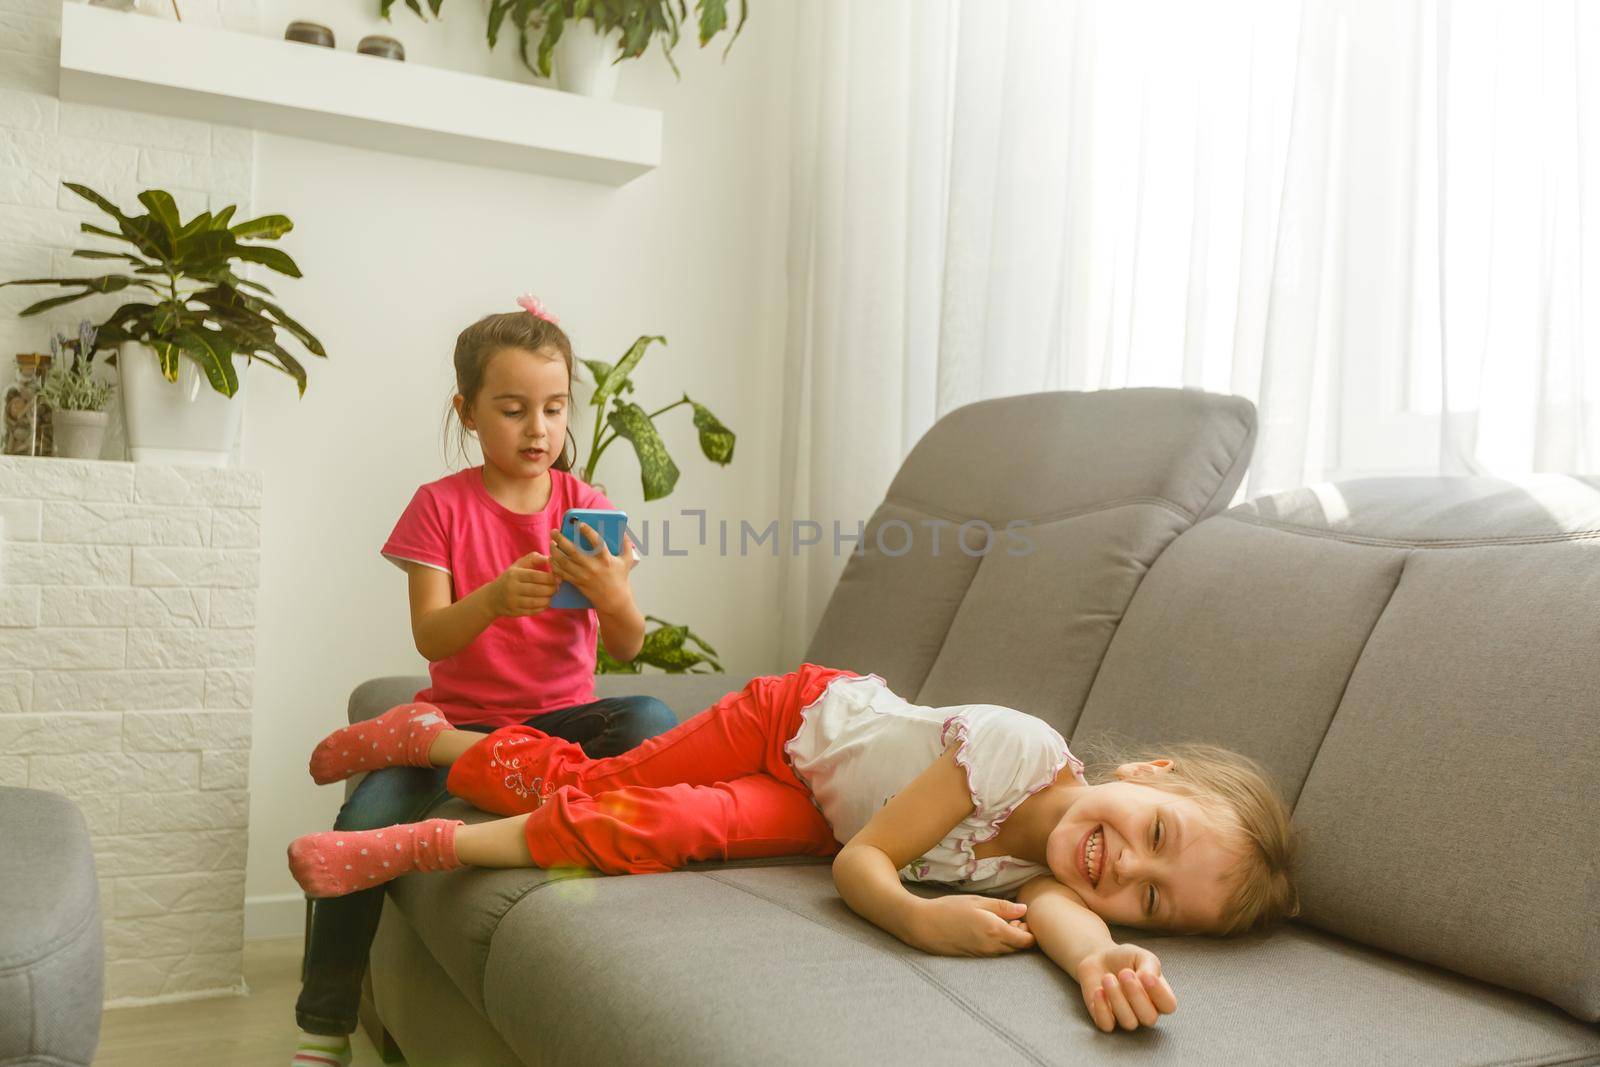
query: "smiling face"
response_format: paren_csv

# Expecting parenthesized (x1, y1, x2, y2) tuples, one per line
(456, 346, 571, 480)
(1043, 766, 1244, 934)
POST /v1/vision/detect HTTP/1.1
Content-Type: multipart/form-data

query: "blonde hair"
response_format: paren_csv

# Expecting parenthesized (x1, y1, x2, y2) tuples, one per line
(1075, 737, 1300, 937)
(442, 311, 579, 469)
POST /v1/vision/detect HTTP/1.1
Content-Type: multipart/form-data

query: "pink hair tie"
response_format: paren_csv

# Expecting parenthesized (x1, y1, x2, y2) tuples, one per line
(516, 293, 559, 324)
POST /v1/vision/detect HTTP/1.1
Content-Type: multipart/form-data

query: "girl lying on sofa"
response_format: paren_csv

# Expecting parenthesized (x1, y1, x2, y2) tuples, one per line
(288, 663, 1299, 1034)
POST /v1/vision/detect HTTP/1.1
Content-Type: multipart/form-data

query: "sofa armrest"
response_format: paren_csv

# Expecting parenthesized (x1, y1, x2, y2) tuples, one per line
(592, 671, 756, 724)
(348, 675, 431, 726)
(0, 787, 103, 1066)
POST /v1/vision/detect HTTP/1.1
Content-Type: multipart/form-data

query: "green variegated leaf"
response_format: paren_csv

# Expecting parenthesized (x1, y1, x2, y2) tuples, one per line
(229, 214, 293, 240)
(621, 7, 650, 56)
(636, 645, 717, 672)
(535, 9, 563, 76)
(581, 358, 613, 390)
(592, 334, 664, 407)
(6, 275, 148, 317)
(487, 0, 509, 45)
(150, 339, 182, 381)
(210, 205, 237, 230)
(172, 327, 239, 396)
(232, 244, 302, 278)
(683, 631, 720, 662)
(79, 222, 127, 243)
(65, 182, 132, 225)
(177, 211, 213, 240)
(627, 617, 723, 672)
(639, 619, 689, 657)
(16, 291, 94, 317)
(99, 300, 160, 332)
(177, 231, 240, 272)
(689, 398, 734, 464)
(78, 214, 164, 262)
(698, 0, 726, 45)
(71, 248, 152, 268)
(258, 341, 308, 396)
(605, 400, 679, 500)
(594, 643, 642, 674)
(728, 0, 748, 53)
(137, 190, 182, 243)
(2, 275, 138, 291)
(239, 293, 326, 356)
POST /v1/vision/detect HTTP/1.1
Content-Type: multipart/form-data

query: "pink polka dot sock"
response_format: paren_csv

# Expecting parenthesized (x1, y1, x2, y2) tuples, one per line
(307, 703, 451, 785)
(287, 818, 463, 898)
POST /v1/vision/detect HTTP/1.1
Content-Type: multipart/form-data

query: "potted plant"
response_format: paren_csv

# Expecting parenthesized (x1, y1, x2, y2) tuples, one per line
(381, 0, 748, 99)
(2, 182, 325, 466)
(40, 320, 114, 460)
(578, 334, 734, 673)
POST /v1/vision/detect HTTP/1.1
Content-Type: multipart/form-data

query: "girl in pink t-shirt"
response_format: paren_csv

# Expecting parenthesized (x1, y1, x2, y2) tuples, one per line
(290, 300, 676, 1067)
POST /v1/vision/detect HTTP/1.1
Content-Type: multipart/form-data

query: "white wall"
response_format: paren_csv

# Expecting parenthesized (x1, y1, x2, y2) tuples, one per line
(240, 0, 797, 929)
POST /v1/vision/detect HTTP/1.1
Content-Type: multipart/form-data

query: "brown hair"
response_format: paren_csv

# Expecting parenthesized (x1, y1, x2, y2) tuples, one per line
(443, 311, 580, 469)
(1075, 737, 1300, 937)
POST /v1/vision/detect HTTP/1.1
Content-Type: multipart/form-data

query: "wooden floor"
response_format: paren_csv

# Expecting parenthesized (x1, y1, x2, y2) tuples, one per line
(95, 938, 392, 1067)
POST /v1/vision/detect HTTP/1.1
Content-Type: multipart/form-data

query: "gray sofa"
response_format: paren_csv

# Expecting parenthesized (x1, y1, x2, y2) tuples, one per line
(0, 786, 104, 1067)
(344, 388, 1600, 1066)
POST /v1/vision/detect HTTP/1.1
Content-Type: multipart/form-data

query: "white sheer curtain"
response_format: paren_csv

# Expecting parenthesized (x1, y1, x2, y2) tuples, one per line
(776, 0, 1599, 662)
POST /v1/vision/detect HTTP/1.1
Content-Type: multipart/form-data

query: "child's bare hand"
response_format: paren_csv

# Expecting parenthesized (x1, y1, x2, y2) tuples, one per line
(911, 895, 1036, 957)
(550, 523, 633, 614)
(488, 551, 558, 617)
(1074, 945, 1176, 1032)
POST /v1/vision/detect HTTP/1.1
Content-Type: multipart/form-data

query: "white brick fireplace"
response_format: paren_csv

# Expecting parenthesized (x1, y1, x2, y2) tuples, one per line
(0, 456, 260, 1003)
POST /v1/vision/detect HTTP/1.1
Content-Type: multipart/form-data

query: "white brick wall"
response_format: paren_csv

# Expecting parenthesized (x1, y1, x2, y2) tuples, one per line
(0, 0, 260, 362)
(0, 455, 261, 1003)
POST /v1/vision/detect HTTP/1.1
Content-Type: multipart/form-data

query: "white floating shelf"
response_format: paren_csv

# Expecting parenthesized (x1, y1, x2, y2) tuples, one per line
(58, 4, 661, 186)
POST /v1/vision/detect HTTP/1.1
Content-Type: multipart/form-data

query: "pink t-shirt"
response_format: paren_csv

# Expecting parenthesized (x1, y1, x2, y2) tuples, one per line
(381, 466, 624, 728)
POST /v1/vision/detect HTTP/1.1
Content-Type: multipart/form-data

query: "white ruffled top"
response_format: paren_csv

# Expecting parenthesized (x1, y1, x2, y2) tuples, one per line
(783, 673, 1085, 896)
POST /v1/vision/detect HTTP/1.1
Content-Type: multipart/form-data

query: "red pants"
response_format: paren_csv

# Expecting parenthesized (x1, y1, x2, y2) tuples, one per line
(445, 663, 858, 874)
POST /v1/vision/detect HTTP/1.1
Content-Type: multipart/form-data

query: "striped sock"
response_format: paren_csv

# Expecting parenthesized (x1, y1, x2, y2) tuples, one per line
(291, 1031, 351, 1067)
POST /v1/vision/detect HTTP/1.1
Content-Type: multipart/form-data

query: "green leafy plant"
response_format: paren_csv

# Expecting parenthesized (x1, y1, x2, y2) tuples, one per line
(597, 614, 723, 674)
(380, 0, 748, 79)
(581, 335, 734, 674)
(1, 183, 326, 398)
(40, 320, 113, 413)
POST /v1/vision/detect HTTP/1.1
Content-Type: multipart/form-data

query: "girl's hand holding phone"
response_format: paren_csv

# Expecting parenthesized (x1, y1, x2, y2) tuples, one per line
(550, 522, 635, 614)
(487, 551, 560, 617)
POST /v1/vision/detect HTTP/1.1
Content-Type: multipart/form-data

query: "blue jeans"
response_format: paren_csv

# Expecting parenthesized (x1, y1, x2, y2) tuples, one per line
(294, 694, 678, 1035)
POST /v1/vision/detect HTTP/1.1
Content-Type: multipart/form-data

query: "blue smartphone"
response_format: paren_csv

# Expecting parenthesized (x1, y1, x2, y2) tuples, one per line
(550, 508, 629, 610)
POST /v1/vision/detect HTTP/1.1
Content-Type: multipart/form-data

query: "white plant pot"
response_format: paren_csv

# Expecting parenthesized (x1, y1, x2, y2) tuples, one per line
(52, 409, 110, 460)
(119, 343, 247, 467)
(553, 20, 621, 100)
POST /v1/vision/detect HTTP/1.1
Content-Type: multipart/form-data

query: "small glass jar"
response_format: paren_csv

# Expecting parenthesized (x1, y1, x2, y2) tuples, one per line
(4, 353, 53, 456)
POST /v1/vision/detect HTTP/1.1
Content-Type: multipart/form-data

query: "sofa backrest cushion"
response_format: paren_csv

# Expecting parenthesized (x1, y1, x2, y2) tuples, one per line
(1082, 475, 1600, 1021)
(804, 388, 1256, 740)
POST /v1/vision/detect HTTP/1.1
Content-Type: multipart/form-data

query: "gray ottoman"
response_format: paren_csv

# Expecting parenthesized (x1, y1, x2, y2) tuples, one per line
(0, 787, 104, 1067)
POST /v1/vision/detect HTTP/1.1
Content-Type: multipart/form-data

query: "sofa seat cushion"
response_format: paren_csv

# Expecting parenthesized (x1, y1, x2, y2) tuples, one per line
(394, 860, 1600, 1066)
(384, 798, 833, 1017)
